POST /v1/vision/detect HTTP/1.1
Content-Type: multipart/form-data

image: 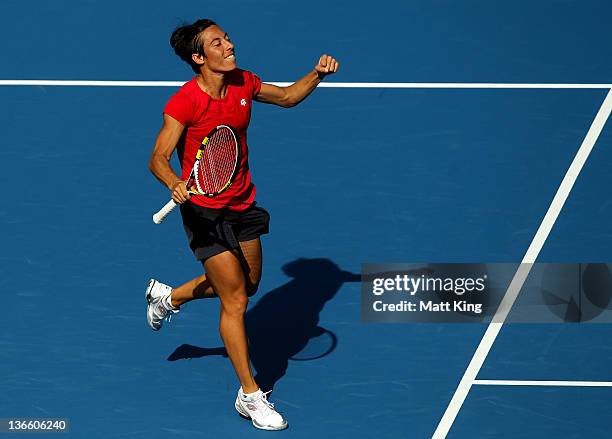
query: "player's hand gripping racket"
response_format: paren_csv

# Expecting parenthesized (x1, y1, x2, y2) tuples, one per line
(153, 125, 240, 224)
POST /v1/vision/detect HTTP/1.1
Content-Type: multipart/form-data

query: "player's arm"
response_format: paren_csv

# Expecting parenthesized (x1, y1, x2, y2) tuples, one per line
(148, 114, 190, 204)
(255, 54, 339, 107)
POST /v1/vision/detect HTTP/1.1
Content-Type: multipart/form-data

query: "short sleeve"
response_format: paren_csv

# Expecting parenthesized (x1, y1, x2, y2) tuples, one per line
(163, 90, 195, 126)
(248, 71, 262, 98)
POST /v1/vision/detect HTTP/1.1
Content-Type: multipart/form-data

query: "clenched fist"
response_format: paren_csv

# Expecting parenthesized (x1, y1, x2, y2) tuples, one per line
(315, 54, 339, 78)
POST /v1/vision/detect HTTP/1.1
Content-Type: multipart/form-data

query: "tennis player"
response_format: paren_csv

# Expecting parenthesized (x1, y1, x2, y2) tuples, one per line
(146, 19, 338, 431)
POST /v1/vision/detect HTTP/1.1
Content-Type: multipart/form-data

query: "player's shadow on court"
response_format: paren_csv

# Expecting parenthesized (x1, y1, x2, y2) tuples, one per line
(247, 258, 359, 391)
(167, 258, 360, 392)
(167, 345, 227, 361)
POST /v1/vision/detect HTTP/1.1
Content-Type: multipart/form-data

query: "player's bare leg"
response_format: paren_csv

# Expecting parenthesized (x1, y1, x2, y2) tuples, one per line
(170, 238, 263, 307)
(204, 250, 258, 393)
(170, 273, 216, 306)
(237, 238, 263, 295)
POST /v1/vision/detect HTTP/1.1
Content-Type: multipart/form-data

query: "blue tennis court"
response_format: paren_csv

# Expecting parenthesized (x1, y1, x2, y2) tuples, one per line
(2, 1, 612, 437)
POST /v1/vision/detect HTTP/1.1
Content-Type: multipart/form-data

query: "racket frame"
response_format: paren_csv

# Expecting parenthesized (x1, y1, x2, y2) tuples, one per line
(152, 124, 241, 224)
(188, 124, 241, 197)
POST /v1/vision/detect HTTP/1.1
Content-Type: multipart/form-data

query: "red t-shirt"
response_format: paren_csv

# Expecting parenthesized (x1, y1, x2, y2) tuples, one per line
(163, 69, 262, 211)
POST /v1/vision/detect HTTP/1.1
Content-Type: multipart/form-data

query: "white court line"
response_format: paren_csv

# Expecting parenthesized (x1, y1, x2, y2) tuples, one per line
(474, 380, 612, 387)
(432, 87, 612, 439)
(0, 80, 612, 89)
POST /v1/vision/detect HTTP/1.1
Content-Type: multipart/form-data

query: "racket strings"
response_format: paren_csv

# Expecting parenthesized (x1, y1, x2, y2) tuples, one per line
(195, 128, 238, 195)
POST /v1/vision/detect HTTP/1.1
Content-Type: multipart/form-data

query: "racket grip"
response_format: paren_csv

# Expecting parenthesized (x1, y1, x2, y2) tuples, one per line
(153, 199, 178, 224)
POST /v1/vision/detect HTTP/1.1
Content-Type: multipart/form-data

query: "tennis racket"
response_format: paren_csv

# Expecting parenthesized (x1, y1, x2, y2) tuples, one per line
(153, 124, 240, 224)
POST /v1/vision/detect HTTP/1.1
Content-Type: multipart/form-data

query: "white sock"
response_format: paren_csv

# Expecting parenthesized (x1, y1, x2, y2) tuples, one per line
(164, 293, 176, 310)
(241, 387, 262, 399)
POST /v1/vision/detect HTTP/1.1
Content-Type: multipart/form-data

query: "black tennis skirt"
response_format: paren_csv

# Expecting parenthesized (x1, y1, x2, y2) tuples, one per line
(179, 201, 270, 261)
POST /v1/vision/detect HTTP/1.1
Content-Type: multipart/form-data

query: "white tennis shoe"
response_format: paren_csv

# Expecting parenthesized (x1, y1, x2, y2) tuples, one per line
(145, 278, 172, 303)
(235, 388, 288, 431)
(145, 279, 178, 331)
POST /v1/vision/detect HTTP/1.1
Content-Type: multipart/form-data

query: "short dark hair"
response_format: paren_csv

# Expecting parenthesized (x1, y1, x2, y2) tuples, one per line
(170, 19, 217, 73)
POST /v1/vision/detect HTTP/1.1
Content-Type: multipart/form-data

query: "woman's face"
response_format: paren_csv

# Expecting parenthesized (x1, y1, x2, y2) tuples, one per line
(199, 25, 236, 72)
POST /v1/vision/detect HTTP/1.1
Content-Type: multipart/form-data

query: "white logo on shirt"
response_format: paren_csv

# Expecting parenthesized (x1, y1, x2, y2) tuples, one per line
(240, 98, 247, 107)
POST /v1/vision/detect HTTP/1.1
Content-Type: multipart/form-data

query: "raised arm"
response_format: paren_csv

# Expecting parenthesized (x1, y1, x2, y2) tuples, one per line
(148, 114, 191, 204)
(255, 54, 339, 107)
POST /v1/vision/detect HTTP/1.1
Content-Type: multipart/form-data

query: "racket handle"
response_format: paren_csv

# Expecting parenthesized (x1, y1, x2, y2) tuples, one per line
(153, 199, 178, 224)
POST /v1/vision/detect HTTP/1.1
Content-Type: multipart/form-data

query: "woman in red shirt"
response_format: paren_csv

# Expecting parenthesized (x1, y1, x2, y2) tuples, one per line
(146, 19, 338, 431)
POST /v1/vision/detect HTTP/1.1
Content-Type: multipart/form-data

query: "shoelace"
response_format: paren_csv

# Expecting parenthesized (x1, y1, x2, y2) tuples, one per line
(153, 297, 179, 323)
(165, 307, 179, 323)
(254, 391, 276, 416)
